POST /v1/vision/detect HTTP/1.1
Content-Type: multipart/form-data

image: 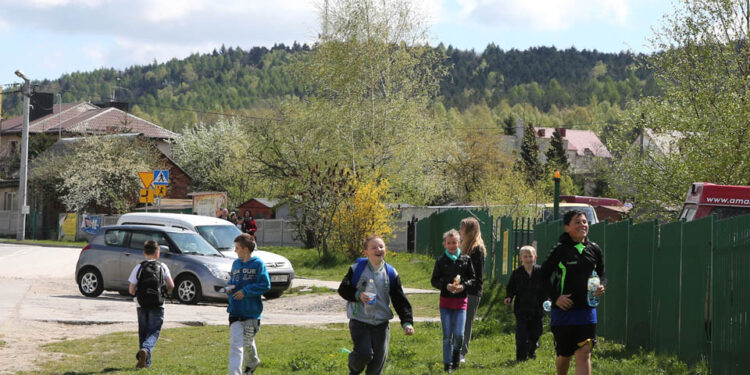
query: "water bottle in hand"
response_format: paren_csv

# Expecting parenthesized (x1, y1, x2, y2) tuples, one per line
(543, 300, 552, 312)
(587, 271, 600, 307)
(364, 279, 377, 314)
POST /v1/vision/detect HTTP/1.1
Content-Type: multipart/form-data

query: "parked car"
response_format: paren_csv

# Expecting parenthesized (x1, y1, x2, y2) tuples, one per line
(541, 203, 599, 225)
(116, 213, 294, 298)
(76, 225, 233, 304)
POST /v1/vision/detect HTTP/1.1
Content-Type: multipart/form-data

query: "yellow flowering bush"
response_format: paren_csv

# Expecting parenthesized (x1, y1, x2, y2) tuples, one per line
(332, 177, 394, 259)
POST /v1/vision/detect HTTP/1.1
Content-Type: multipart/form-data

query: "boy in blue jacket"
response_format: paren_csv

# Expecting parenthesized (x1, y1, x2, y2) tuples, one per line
(227, 233, 270, 375)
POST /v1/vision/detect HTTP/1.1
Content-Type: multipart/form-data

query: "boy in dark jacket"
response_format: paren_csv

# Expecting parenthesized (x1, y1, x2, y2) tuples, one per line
(504, 245, 547, 361)
(338, 235, 414, 375)
(540, 210, 606, 375)
(227, 233, 270, 375)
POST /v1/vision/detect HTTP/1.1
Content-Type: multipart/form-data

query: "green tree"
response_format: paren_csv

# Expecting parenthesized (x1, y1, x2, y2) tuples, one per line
(610, 0, 750, 221)
(31, 136, 163, 214)
(502, 114, 516, 135)
(516, 121, 543, 186)
(545, 128, 569, 172)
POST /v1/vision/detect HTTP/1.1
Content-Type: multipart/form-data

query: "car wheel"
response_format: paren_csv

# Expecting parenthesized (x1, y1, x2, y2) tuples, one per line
(263, 290, 284, 299)
(174, 275, 202, 304)
(78, 267, 104, 297)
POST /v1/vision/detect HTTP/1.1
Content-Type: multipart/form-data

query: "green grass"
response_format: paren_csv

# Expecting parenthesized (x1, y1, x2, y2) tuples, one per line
(21, 321, 708, 375)
(267, 247, 436, 290)
(0, 238, 88, 247)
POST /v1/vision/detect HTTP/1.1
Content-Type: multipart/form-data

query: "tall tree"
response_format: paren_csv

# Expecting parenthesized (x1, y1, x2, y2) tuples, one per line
(516, 121, 543, 186)
(545, 129, 569, 172)
(610, 0, 750, 221)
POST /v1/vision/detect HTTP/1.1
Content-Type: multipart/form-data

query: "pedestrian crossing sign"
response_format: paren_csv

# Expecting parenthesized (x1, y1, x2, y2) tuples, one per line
(153, 170, 169, 186)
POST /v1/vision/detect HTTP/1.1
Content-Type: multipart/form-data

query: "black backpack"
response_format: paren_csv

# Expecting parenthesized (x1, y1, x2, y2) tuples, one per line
(136, 261, 165, 308)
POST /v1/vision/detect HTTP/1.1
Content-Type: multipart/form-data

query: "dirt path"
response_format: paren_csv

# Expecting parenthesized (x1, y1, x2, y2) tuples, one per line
(0, 277, 434, 374)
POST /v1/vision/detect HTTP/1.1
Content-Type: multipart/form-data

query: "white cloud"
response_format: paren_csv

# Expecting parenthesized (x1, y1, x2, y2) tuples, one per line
(455, 0, 630, 31)
(0, 17, 8, 31)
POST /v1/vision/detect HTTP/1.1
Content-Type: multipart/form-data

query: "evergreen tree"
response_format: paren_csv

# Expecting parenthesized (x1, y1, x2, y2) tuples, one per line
(545, 128, 569, 172)
(503, 114, 516, 135)
(516, 121, 543, 186)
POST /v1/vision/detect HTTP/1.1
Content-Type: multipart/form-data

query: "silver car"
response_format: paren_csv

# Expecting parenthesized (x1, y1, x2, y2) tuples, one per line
(75, 225, 234, 304)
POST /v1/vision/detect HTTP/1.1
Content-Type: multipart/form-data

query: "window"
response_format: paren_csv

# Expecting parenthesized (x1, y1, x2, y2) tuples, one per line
(710, 206, 750, 221)
(3, 192, 17, 211)
(128, 231, 168, 250)
(104, 229, 128, 247)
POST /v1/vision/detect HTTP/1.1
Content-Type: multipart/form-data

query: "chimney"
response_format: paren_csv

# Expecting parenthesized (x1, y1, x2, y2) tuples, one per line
(30, 92, 54, 121)
(515, 118, 524, 148)
(556, 128, 566, 137)
(537, 129, 546, 137)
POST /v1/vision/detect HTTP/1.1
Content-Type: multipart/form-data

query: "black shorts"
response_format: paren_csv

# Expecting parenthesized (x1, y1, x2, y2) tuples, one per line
(551, 324, 597, 357)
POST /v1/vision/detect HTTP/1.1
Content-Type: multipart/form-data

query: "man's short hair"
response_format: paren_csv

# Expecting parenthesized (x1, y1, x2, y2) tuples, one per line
(234, 233, 256, 251)
(563, 210, 587, 225)
(144, 240, 159, 255)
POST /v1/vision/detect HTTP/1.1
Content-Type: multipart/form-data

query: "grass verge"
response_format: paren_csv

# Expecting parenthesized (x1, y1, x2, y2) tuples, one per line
(0, 238, 88, 247)
(267, 247, 436, 290)
(21, 321, 708, 375)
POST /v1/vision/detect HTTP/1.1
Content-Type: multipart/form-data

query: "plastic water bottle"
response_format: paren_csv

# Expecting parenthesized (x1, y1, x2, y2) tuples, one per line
(364, 279, 377, 314)
(587, 271, 600, 307)
(219, 284, 235, 294)
(543, 300, 552, 312)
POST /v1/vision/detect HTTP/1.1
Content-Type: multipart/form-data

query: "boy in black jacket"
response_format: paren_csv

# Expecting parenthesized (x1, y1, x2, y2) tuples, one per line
(504, 245, 547, 362)
(540, 210, 606, 375)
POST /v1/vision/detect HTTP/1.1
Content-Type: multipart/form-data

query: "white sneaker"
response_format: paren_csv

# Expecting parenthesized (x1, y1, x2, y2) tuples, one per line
(459, 355, 466, 363)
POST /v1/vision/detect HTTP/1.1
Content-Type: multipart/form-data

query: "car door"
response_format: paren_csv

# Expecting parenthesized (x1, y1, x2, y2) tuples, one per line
(97, 228, 131, 289)
(119, 230, 169, 289)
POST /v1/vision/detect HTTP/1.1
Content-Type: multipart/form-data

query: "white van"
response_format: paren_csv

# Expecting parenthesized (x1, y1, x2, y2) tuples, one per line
(116, 212, 294, 298)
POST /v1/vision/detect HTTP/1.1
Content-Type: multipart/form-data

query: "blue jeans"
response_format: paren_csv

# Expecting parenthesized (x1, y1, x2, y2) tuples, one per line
(137, 307, 164, 367)
(440, 308, 466, 365)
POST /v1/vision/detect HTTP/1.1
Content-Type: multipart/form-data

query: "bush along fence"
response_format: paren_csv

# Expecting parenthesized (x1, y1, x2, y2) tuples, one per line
(415, 208, 750, 374)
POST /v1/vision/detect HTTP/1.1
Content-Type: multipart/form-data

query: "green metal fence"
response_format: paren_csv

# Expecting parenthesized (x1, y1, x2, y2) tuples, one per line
(414, 210, 750, 373)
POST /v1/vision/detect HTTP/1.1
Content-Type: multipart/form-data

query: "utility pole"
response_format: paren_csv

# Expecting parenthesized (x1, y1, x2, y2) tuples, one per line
(15, 70, 30, 241)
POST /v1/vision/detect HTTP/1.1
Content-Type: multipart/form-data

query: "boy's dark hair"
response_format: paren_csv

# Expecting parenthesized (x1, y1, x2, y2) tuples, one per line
(234, 233, 256, 251)
(144, 240, 159, 255)
(563, 210, 587, 225)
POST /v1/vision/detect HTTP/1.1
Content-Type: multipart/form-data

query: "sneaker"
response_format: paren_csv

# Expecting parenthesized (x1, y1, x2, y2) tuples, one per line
(243, 366, 254, 375)
(136, 349, 147, 369)
(460, 355, 466, 363)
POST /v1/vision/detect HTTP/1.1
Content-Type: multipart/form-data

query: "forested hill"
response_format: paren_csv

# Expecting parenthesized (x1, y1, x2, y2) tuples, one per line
(1, 43, 655, 130)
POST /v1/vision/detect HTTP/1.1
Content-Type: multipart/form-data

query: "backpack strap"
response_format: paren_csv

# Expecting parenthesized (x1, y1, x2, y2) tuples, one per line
(351, 258, 396, 286)
(351, 258, 369, 287)
(136, 260, 149, 281)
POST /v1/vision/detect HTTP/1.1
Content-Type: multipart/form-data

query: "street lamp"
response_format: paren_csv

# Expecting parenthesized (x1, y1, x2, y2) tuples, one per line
(15, 69, 30, 240)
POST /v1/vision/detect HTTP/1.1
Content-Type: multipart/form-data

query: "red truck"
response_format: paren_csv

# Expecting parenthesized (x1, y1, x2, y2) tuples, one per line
(559, 195, 629, 223)
(678, 182, 750, 221)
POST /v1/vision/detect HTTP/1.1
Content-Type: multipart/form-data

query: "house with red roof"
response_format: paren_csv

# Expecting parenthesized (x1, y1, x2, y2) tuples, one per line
(533, 127, 611, 174)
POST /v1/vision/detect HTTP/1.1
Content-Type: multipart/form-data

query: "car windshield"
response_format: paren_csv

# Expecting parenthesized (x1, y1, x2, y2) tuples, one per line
(166, 232, 223, 256)
(195, 225, 243, 250)
(543, 206, 597, 224)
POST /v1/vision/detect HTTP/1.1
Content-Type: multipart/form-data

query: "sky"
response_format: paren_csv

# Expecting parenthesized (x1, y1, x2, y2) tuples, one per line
(0, 0, 675, 88)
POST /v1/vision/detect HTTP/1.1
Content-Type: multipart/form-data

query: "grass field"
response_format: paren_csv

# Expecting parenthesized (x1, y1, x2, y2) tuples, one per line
(15, 247, 708, 374)
(20, 320, 708, 375)
(267, 246, 436, 290)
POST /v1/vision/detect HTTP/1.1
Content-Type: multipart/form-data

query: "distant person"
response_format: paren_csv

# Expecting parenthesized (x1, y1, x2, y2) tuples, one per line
(229, 211, 238, 225)
(218, 208, 230, 221)
(431, 229, 475, 373)
(459, 217, 486, 364)
(540, 210, 606, 375)
(504, 245, 547, 361)
(337, 235, 415, 375)
(226, 233, 270, 375)
(242, 210, 257, 235)
(128, 240, 174, 369)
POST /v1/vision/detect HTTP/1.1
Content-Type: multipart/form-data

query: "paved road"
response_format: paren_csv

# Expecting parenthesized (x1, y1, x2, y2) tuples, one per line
(0, 243, 436, 326)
